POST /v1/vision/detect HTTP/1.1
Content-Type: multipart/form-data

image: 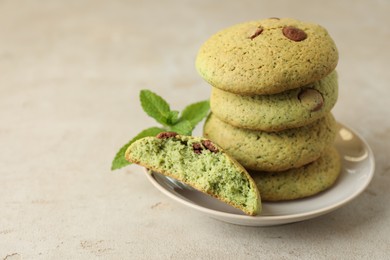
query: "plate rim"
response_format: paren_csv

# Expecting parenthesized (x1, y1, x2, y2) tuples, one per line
(143, 123, 375, 224)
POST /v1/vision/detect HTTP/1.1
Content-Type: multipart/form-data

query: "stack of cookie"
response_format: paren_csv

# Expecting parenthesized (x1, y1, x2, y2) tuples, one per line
(196, 18, 341, 201)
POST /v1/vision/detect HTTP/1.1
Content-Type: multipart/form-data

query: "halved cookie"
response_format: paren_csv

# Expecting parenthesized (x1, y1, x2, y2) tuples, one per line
(125, 132, 261, 216)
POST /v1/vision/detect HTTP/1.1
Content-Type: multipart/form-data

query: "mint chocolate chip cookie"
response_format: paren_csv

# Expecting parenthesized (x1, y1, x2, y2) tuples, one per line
(196, 18, 338, 95)
(125, 132, 261, 216)
(203, 113, 337, 172)
(250, 147, 341, 201)
(210, 71, 338, 131)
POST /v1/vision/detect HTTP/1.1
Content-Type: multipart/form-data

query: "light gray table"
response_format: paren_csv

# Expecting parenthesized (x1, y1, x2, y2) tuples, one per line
(1, 0, 389, 258)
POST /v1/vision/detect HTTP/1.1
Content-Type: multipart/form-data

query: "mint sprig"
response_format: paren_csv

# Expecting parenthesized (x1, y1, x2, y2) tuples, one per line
(111, 89, 210, 170)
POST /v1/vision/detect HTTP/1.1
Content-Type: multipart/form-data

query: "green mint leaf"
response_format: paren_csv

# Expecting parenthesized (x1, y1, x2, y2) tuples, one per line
(180, 100, 210, 127)
(170, 119, 193, 135)
(167, 110, 179, 125)
(111, 127, 165, 170)
(112, 91, 210, 171)
(140, 90, 171, 126)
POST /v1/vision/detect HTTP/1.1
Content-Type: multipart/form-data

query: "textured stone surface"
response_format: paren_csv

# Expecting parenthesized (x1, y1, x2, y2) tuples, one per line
(0, 0, 389, 259)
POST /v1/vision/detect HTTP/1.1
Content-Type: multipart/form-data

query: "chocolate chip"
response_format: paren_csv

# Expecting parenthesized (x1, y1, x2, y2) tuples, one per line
(282, 26, 307, 41)
(298, 88, 324, 111)
(156, 132, 178, 139)
(248, 26, 263, 40)
(192, 143, 203, 154)
(201, 140, 219, 153)
(269, 17, 280, 20)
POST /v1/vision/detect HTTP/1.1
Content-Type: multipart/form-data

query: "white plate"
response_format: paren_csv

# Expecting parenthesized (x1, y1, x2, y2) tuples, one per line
(144, 124, 375, 226)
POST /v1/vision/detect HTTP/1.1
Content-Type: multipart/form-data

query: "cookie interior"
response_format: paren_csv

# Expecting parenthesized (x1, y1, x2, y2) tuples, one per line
(126, 135, 261, 216)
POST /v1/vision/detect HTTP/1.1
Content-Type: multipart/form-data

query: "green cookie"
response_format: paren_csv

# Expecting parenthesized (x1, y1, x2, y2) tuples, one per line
(203, 113, 337, 172)
(125, 132, 261, 216)
(210, 71, 338, 131)
(250, 147, 341, 201)
(196, 18, 338, 95)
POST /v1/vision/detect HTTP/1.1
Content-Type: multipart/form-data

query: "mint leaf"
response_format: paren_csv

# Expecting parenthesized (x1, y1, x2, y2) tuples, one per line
(111, 127, 165, 170)
(140, 90, 171, 126)
(112, 89, 211, 171)
(170, 119, 193, 135)
(167, 110, 179, 125)
(180, 100, 210, 127)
